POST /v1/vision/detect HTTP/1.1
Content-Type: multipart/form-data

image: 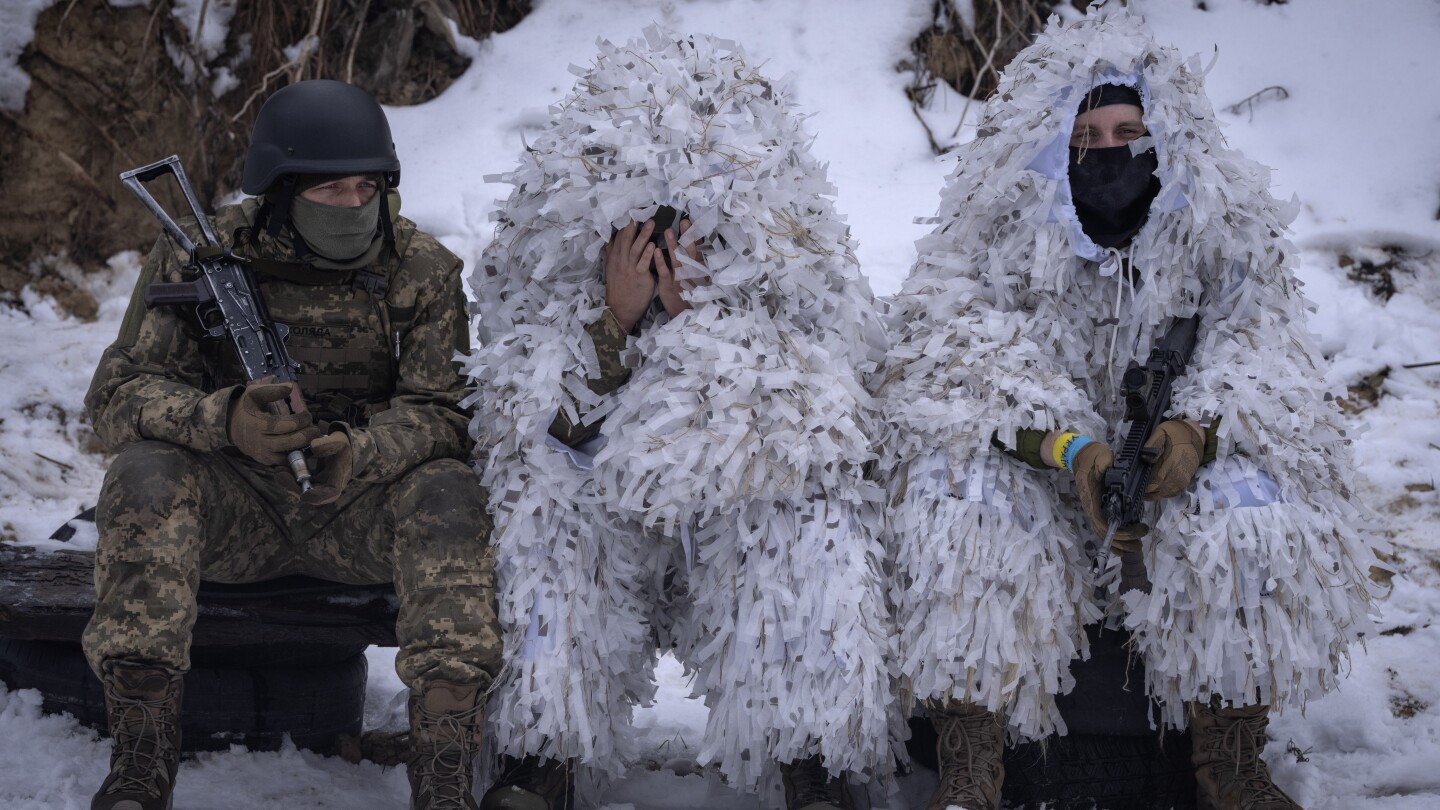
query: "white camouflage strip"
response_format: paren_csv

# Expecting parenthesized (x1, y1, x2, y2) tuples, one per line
(463, 27, 897, 794)
(877, 7, 1381, 739)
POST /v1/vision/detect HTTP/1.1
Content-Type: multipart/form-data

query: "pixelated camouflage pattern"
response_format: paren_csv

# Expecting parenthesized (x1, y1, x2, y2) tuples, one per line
(87, 197, 473, 484)
(82, 442, 501, 688)
(547, 307, 633, 446)
(83, 199, 497, 688)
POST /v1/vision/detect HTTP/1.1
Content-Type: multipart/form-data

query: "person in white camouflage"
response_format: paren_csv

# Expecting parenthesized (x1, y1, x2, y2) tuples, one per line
(464, 30, 897, 810)
(83, 79, 500, 810)
(876, 9, 1381, 810)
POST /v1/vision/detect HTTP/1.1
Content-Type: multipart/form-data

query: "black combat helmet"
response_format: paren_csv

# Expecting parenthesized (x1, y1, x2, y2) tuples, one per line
(241, 80, 401, 246)
(241, 79, 400, 195)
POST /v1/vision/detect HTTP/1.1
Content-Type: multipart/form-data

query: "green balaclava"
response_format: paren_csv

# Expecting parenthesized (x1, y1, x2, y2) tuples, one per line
(286, 175, 387, 269)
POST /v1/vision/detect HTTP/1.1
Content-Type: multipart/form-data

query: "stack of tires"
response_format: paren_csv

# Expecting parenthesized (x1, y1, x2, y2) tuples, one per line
(0, 636, 370, 752)
(0, 510, 398, 754)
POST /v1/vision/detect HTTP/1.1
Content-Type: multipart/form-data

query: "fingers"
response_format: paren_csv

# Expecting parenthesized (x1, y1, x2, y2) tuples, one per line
(261, 427, 323, 466)
(246, 382, 295, 408)
(607, 221, 655, 276)
(636, 242, 657, 277)
(653, 240, 674, 283)
(249, 424, 322, 467)
(677, 219, 703, 263)
(243, 380, 306, 422)
(1142, 421, 1203, 500)
(605, 221, 657, 332)
(240, 383, 310, 433)
(607, 215, 706, 328)
(273, 423, 323, 451)
(240, 384, 312, 432)
(1108, 525, 1149, 555)
(629, 221, 656, 270)
(663, 224, 680, 261)
(288, 383, 308, 414)
(299, 431, 352, 505)
(607, 221, 638, 257)
(1071, 441, 1127, 544)
(255, 410, 311, 437)
(653, 229, 693, 319)
(308, 431, 349, 458)
(1113, 522, 1150, 543)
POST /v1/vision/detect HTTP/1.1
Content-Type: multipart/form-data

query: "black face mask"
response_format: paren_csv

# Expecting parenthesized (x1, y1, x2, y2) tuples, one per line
(1068, 144, 1160, 248)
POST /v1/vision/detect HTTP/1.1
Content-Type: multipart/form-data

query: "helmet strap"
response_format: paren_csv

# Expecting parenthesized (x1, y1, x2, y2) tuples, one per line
(264, 175, 298, 238)
(286, 221, 316, 260)
(379, 175, 397, 246)
(258, 175, 319, 260)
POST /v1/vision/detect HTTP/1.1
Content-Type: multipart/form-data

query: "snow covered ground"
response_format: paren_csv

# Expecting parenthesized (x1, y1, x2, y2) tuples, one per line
(3, 0, 1439, 807)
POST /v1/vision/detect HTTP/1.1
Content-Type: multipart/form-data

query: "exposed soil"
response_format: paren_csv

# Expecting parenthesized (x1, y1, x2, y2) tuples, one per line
(905, 0, 1089, 113)
(0, 0, 530, 318)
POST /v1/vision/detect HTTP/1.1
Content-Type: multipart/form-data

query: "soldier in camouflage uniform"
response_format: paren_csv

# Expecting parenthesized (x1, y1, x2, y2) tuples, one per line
(82, 80, 500, 810)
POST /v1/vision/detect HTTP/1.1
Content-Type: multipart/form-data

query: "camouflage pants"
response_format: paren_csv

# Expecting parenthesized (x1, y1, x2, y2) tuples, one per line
(81, 440, 501, 690)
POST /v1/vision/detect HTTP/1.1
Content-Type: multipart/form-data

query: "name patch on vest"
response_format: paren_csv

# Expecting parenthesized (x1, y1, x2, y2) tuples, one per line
(288, 325, 334, 338)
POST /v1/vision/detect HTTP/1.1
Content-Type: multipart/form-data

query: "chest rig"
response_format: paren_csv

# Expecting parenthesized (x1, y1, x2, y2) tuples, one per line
(201, 225, 419, 427)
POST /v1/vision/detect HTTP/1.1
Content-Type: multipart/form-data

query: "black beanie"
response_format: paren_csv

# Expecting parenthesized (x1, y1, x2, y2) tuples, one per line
(1077, 83, 1143, 115)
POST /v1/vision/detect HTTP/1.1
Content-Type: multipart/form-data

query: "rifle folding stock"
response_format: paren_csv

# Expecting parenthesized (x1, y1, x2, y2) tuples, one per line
(142, 280, 213, 309)
(120, 155, 314, 493)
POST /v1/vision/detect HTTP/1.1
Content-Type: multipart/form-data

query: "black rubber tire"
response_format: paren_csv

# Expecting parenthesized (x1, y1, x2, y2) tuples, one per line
(190, 641, 370, 669)
(1003, 733, 1195, 810)
(905, 623, 1196, 808)
(907, 717, 1195, 809)
(1056, 624, 1159, 737)
(0, 638, 367, 753)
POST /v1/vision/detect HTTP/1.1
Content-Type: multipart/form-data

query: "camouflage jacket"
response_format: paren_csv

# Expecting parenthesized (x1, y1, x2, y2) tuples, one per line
(87, 197, 474, 484)
(547, 307, 633, 447)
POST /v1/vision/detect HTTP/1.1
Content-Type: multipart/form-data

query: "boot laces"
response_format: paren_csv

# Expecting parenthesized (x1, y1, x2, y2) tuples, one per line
(932, 708, 1004, 809)
(104, 689, 179, 797)
(412, 704, 483, 808)
(1215, 713, 1295, 807)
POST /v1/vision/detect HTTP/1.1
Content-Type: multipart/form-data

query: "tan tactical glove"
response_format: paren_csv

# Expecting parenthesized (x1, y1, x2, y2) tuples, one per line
(1071, 440, 1149, 554)
(1143, 419, 1205, 500)
(228, 380, 323, 466)
(302, 430, 353, 506)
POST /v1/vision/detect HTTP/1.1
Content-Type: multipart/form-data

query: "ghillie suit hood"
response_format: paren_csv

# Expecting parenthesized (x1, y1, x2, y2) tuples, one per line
(878, 7, 1380, 739)
(463, 28, 897, 796)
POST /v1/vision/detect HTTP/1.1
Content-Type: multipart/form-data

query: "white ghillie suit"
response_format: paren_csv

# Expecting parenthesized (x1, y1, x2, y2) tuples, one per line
(878, 8, 1381, 742)
(463, 28, 897, 799)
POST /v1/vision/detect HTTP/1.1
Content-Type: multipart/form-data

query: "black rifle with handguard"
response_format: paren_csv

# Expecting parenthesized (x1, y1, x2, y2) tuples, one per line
(1101, 313, 1202, 541)
(119, 154, 313, 492)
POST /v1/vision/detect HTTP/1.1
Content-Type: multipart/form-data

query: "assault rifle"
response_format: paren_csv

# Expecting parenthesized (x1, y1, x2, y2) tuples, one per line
(119, 155, 313, 492)
(1100, 313, 1202, 554)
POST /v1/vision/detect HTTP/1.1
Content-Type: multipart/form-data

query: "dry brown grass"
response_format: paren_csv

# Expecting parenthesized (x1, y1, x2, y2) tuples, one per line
(0, 0, 531, 306)
(904, 0, 1093, 153)
(907, 0, 1093, 103)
